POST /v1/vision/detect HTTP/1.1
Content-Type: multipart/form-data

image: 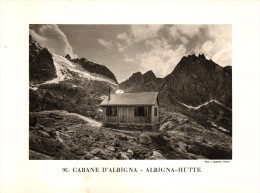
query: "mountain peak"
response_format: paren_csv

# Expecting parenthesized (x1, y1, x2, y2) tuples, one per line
(143, 70, 156, 76)
(132, 71, 143, 77)
(143, 70, 157, 83)
(185, 53, 206, 60)
(65, 54, 71, 60)
(198, 53, 206, 60)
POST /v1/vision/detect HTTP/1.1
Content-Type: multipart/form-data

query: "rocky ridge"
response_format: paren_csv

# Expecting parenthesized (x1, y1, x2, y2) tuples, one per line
(120, 70, 162, 93)
(29, 35, 118, 120)
(119, 54, 232, 132)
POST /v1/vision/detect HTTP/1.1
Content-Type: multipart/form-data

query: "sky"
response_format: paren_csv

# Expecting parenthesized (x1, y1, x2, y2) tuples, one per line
(29, 24, 232, 83)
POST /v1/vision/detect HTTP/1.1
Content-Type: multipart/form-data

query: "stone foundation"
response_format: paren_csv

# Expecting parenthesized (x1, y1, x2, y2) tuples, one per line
(103, 122, 160, 132)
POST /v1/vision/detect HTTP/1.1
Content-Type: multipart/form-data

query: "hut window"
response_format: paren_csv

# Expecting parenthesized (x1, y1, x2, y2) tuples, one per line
(134, 107, 147, 117)
(154, 107, 157, 116)
(106, 107, 117, 116)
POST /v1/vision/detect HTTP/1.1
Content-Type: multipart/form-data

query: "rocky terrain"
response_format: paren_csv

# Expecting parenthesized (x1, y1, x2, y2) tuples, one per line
(29, 110, 231, 160)
(29, 35, 232, 160)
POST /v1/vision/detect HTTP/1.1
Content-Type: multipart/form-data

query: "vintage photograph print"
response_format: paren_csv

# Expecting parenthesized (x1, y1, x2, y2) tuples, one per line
(29, 24, 232, 160)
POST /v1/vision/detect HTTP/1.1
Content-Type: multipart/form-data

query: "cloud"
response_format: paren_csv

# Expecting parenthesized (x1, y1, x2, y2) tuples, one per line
(168, 25, 232, 66)
(137, 38, 186, 77)
(97, 39, 113, 49)
(116, 32, 133, 53)
(124, 55, 134, 62)
(199, 25, 232, 65)
(117, 32, 132, 45)
(131, 25, 163, 41)
(169, 25, 200, 41)
(116, 42, 127, 52)
(29, 24, 77, 58)
(212, 47, 232, 66)
(177, 25, 200, 38)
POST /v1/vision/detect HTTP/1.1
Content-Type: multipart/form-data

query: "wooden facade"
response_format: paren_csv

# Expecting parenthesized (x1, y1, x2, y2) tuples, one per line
(100, 92, 159, 130)
(102, 103, 159, 125)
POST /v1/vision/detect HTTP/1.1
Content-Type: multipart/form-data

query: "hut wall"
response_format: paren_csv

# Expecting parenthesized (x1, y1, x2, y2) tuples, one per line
(103, 106, 153, 124)
(151, 103, 159, 124)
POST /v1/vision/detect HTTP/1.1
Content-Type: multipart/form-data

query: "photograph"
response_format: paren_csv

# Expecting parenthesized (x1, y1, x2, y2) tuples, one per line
(1, 1, 260, 193)
(29, 24, 232, 160)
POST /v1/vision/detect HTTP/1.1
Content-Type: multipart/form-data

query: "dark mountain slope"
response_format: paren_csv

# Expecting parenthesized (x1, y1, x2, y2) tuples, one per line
(29, 35, 56, 83)
(119, 70, 162, 92)
(65, 55, 118, 84)
(120, 54, 232, 109)
(161, 54, 232, 108)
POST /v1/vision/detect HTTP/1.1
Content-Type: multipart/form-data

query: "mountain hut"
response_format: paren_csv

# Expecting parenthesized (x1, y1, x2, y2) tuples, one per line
(100, 92, 160, 130)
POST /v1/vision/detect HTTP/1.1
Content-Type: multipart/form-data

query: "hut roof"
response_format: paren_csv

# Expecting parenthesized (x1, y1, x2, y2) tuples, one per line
(100, 92, 159, 106)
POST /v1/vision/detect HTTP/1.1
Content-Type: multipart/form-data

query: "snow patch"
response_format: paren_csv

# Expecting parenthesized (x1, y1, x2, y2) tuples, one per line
(65, 112, 102, 127)
(53, 54, 117, 85)
(211, 121, 230, 133)
(179, 100, 231, 111)
(29, 86, 38, 91)
(115, 89, 124, 94)
(100, 95, 107, 100)
(96, 108, 103, 113)
(39, 54, 117, 86)
(42, 55, 73, 84)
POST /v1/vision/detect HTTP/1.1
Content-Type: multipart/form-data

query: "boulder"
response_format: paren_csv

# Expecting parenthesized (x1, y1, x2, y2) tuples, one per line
(126, 149, 134, 158)
(160, 121, 174, 132)
(148, 155, 166, 160)
(178, 142, 188, 152)
(139, 134, 152, 144)
(90, 156, 101, 160)
(106, 146, 115, 152)
(38, 130, 51, 138)
(84, 152, 94, 160)
(148, 150, 166, 160)
(91, 148, 102, 155)
(152, 150, 163, 157)
(120, 152, 129, 160)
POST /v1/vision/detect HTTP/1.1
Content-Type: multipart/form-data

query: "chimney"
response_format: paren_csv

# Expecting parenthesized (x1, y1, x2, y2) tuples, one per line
(108, 87, 110, 100)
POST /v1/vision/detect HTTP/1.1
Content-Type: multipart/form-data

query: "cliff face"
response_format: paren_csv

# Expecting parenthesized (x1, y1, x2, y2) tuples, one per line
(29, 35, 57, 83)
(161, 54, 232, 108)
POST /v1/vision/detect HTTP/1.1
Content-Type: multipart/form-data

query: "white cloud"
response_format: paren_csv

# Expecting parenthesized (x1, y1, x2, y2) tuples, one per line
(169, 25, 232, 66)
(169, 26, 192, 44)
(117, 32, 132, 45)
(29, 24, 78, 58)
(116, 42, 127, 52)
(137, 38, 186, 78)
(212, 47, 232, 66)
(116, 33, 133, 53)
(177, 25, 200, 38)
(131, 25, 163, 41)
(124, 55, 134, 62)
(97, 39, 113, 49)
(201, 40, 215, 56)
(198, 25, 232, 66)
